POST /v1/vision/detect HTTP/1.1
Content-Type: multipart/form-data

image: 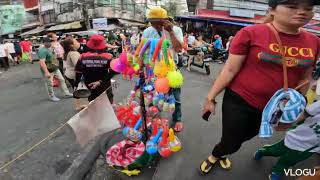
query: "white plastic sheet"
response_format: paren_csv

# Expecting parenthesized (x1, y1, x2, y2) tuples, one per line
(67, 93, 120, 147)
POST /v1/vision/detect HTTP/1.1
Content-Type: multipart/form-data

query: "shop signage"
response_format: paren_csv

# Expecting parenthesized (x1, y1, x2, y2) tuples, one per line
(230, 8, 255, 18)
(92, 18, 108, 30)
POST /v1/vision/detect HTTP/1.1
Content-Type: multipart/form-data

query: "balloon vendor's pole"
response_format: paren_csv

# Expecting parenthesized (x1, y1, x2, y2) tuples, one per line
(139, 62, 148, 143)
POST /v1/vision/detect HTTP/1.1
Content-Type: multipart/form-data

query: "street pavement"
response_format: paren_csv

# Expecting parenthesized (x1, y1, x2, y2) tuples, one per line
(0, 62, 319, 180)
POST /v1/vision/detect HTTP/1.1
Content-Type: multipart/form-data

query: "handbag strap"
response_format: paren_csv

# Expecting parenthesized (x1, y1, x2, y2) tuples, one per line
(267, 23, 289, 91)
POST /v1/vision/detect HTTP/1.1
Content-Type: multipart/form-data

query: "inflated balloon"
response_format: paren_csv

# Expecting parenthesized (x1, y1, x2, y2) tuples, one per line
(146, 128, 163, 155)
(135, 89, 141, 98)
(152, 39, 164, 62)
(110, 58, 119, 72)
(147, 106, 159, 117)
(117, 62, 126, 73)
(167, 70, 184, 88)
(158, 99, 164, 110)
(144, 94, 152, 105)
(154, 60, 170, 78)
(122, 119, 143, 142)
(151, 122, 158, 136)
(167, 58, 176, 71)
(158, 127, 172, 158)
(162, 39, 171, 64)
(130, 90, 135, 99)
(126, 67, 135, 77)
(128, 54, 134, 65)
(163, 102, 169, 112)
(135, 38, 146, 56)
(133, 64, 140, 72)
(139, 39, 151, 58)
(154, 78, 170, 93)
(110, 58, 126, 73)
(149, 39, 159, 61)
(153, 95, 159, 106)
(119, 51, 128, 64)
(169, 103, 175, 114)
(168, 128, 182, 152)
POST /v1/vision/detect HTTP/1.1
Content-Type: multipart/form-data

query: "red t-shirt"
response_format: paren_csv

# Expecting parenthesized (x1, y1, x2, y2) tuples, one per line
(20, 41, 32, 52)
(229, 24, 320, 110)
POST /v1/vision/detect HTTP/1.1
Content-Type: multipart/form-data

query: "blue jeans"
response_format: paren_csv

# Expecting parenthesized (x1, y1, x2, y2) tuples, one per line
(171, 88, 182, 122)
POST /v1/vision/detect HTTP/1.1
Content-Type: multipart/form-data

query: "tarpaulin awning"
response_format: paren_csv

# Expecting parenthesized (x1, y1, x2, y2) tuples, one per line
(118, 19, 146, 27)
(65, 30, 103, 36)
(47, 21, 82, 31)
(20, 26, 45, 36)
(176, 16, 253, 27)
(211, 20, 253, 27)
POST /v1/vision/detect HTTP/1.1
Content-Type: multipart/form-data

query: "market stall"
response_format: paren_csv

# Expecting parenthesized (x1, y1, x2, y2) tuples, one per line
(102, 37, 184, 176)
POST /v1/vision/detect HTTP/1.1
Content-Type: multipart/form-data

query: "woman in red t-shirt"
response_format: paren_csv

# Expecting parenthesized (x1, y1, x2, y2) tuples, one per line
(200, 0, 320, 175)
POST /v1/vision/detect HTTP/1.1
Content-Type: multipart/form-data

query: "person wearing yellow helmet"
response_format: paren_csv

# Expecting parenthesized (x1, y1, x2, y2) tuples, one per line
(143, 7, 184, 132)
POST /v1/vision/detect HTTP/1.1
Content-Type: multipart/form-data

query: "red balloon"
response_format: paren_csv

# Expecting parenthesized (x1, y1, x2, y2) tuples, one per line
(154, 78, 170, 93)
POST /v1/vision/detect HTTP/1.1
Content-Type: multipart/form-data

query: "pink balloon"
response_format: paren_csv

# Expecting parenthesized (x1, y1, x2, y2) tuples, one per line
(119, 52, 127, 64)
(127, 67, 135, 75)
(116, 62, 126, 72)
(110, 59, 119, 72)
(111, 58, 126, 73)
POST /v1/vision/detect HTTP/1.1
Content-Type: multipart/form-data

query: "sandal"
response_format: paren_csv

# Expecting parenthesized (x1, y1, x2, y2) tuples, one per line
(174, 122, 183, 132)
(219, 157, 232, 170)
(199, 156, 219, 175)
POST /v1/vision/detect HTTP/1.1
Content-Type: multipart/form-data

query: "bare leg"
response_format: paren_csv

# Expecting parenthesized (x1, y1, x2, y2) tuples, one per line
(187, 56, 193, 71)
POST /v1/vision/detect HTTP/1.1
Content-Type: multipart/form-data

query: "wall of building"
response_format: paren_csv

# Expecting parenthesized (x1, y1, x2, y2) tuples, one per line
(195, 0, 268, 15)
(212, 0, 268, 15)
(0, 0, 11, 5)
(54, 0, 145, 23)
(136, 0, 189, 15)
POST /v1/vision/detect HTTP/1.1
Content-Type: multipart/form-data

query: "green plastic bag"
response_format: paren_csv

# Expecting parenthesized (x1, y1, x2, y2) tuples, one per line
(21, 53, 29, 62)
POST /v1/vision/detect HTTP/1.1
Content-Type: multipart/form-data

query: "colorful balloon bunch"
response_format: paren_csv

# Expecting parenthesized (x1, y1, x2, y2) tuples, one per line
(152, 93, 176, 113)
(110, 38, 184, 91)
(115, 101, 141, 127)
(110, 51, 140, 80)
(109, 37, 183, 172)
(117, 105, 181, 156)
(146, 124, 181, 157)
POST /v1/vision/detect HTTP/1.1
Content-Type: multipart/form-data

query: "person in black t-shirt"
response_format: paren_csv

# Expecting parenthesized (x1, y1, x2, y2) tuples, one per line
(75, 35, 116, 102)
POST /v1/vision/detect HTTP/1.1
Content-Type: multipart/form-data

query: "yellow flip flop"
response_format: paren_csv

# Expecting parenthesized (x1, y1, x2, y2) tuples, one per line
(199, 156, 219, 175)
(219, 157, 232, 170)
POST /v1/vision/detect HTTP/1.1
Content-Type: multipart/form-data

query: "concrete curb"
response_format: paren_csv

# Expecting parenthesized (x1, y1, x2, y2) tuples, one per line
(59, 136, 102, 180)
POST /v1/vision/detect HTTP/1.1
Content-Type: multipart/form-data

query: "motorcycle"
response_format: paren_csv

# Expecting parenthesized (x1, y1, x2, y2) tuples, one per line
(212, 49, 228, 63)
(179, 47, 213, 75)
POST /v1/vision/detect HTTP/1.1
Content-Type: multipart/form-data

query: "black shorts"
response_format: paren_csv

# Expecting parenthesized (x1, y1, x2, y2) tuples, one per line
(10, 53, 16, 58)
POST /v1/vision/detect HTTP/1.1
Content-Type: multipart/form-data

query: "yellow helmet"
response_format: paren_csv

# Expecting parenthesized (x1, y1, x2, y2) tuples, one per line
(146, 7, 168, 21)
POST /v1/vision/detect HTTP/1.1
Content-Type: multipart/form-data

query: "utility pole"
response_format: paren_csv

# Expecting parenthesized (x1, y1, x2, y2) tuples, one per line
(207, 0, 213, 9)
(38, 0, 44, 25)
(120, 0, 124, 10)
(53, 0, 56, 22)
(145, 0, 148, 10)
(81, 3, 91, 29)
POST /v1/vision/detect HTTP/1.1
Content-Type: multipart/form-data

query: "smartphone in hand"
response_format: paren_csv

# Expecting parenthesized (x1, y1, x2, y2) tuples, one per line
(202, 111, 212, 121)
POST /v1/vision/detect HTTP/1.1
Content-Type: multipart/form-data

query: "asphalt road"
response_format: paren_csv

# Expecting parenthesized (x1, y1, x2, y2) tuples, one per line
(0, 62, 319, 180)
